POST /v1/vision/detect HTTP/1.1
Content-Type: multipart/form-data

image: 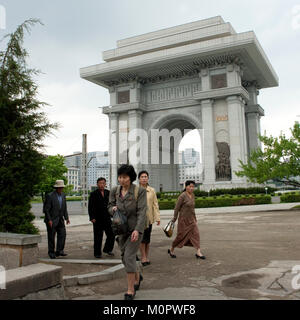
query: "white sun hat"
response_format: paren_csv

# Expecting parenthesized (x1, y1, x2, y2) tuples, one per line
(53, 180, 65, 188)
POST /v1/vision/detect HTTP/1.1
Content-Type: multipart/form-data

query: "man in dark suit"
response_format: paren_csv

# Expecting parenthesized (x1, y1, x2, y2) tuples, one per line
(43, 180, 70, 259)
(88, 177, 114, 258)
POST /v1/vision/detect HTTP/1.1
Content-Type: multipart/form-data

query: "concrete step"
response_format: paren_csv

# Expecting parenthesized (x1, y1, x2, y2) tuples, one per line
(0, 263, 62, 300)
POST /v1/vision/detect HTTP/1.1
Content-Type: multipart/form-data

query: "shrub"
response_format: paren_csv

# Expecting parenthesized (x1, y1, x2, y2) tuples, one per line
(158, 200, 176, 210)
(280, 194, 300, 203)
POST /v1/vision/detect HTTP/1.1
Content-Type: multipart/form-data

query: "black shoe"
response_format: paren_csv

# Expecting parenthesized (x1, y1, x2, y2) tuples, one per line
(134, 274, 143, 291)
(94, 255, 102, 259)
(168, 249, 176, 258)
(49, 253, 56, 259)
(103, 251, 114, 256)
(59, 252, 68, 257)
(55, 251, 67, 257)
(195, 254, 206, 260)
(141, 262, 148, 267)
(136, 255, 140, 261)
(124, 293, 135, 300)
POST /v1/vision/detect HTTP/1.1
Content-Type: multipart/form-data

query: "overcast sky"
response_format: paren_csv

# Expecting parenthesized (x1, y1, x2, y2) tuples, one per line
(1, 0, 300, 156)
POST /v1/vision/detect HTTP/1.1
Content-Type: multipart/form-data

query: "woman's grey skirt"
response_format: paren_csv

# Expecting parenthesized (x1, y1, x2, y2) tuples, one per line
(118, 231, 143, 273)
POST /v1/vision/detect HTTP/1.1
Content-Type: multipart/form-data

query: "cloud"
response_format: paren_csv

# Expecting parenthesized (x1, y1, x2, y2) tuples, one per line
(38, 81, 110, 155)
(3, 0, 299, 156)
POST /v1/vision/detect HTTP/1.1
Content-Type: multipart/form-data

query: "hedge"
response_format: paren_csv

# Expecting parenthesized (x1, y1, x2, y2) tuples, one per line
(31, 196, 82, 203)
(158, 195, 271, 210)
(280, 194, 300, 203)
(158, 187, 277, 199)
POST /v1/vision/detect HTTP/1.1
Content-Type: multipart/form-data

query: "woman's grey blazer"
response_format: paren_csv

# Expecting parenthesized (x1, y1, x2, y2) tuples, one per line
(108, 183, 147, 233)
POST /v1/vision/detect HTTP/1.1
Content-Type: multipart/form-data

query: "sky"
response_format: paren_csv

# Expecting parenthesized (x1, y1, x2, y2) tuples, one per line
(1, 0, 300, 156)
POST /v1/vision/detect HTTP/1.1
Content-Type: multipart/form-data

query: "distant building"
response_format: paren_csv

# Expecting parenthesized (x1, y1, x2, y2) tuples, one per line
(87, 151, 110, 189)
(64, 151, 110, 191)
(64, 152, 82, 187)
(179, 148, 203, 188)
(65, 167, 80, 191)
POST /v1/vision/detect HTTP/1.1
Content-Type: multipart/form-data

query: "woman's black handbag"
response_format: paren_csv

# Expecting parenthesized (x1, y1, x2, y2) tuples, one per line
(112, 209, 128, 235)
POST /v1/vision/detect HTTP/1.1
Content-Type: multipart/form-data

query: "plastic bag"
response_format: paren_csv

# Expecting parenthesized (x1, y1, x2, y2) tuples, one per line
(112, 209, 128, 235)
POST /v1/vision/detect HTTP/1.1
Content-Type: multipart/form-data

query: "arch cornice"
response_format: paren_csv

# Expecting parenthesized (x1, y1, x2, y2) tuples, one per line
(149, 112, 202, 131)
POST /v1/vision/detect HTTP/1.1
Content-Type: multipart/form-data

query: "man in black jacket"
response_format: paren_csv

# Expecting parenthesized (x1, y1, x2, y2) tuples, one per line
(88, 177, 115, 258)
(43, 180, 70, 259)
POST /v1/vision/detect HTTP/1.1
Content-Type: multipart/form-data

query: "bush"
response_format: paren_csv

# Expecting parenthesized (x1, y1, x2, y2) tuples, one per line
(158, 200, 176, 210)
(66, 196, 82, 202)
(280, 194, 300, 203)
(158, 195, 271, 210)
(157, 187, 277, 200)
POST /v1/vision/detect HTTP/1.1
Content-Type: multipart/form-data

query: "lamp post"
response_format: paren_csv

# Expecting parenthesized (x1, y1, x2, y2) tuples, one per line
(265, 187, 268, 195)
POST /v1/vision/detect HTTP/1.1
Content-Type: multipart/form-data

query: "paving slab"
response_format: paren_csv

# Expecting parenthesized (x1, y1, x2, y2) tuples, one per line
(39, 258, 122, 265)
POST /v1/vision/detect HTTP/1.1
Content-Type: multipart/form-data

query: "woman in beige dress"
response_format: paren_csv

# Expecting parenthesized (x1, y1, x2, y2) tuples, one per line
(138, 170, 160, 266)
(168, 180, 206, 259)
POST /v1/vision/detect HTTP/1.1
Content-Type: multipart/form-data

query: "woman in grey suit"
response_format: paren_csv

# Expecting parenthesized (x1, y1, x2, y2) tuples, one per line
(108, 165, 147, 300)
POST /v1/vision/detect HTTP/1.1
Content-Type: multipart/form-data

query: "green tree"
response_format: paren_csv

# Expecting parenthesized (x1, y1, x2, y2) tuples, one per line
(0, 19, 57, 234)
(35, 155, 68, 201)
(236, 122, 300, 188)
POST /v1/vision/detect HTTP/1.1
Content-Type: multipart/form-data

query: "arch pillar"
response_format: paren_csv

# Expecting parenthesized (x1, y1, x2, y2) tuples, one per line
(201, 99, 216, 188)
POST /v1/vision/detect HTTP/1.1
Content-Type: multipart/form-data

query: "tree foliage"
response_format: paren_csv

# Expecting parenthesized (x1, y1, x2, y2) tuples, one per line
(236, 122, 300, 188)
(0, 19, 58, 234)
(35, 155, 68, 201)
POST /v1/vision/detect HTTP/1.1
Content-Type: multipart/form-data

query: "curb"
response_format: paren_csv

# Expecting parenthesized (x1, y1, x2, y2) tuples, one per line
(39, 258, 122, 265)
(63, 264, 125, 287)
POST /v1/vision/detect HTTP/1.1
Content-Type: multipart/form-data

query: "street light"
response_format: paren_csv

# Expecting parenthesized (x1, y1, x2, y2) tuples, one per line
(265, 187, 268, 195)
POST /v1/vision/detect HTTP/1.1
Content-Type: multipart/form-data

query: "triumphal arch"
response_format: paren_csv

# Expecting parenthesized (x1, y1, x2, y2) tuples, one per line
(80, 16, 278, 191)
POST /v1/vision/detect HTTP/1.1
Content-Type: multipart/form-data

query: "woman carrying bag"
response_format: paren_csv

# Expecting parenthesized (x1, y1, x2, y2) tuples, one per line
(108, 164, 147, 301)
(168, 180, 206, 260)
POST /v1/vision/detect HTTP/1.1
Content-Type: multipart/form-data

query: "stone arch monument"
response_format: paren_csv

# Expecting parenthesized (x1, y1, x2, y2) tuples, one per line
(80, 16, 278, 191)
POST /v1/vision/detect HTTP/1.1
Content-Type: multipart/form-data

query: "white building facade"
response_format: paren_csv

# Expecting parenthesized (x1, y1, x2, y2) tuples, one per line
(81, 16, 278, 191)
(65, 167, 80, 191)
(64, 151, 110, 190)
(179, 149, 203, 188)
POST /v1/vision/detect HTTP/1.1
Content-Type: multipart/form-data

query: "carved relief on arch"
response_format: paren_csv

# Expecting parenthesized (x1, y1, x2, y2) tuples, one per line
(215, 129, 229, 144)
(215, 129, 231, 181)
(215, 141, 232, 181)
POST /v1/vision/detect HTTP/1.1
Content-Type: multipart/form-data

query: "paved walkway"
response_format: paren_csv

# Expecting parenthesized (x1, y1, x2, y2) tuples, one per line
(34, 202, 300, 231)
(36, 205, 300, 300)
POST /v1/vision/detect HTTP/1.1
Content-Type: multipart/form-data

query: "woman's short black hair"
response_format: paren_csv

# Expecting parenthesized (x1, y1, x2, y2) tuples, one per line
(117, 164, 137, 182)
(138, 170, 149, 179)
(185, 180, 195, 187)
(183, 180, 196, 192)
(97, 177, 106, 183)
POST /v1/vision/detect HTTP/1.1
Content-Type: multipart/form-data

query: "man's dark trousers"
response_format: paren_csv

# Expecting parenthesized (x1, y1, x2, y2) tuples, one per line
(93, 221, 114, 256)
(46, 217, 66, 255)
(88, 188, 114, 256)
